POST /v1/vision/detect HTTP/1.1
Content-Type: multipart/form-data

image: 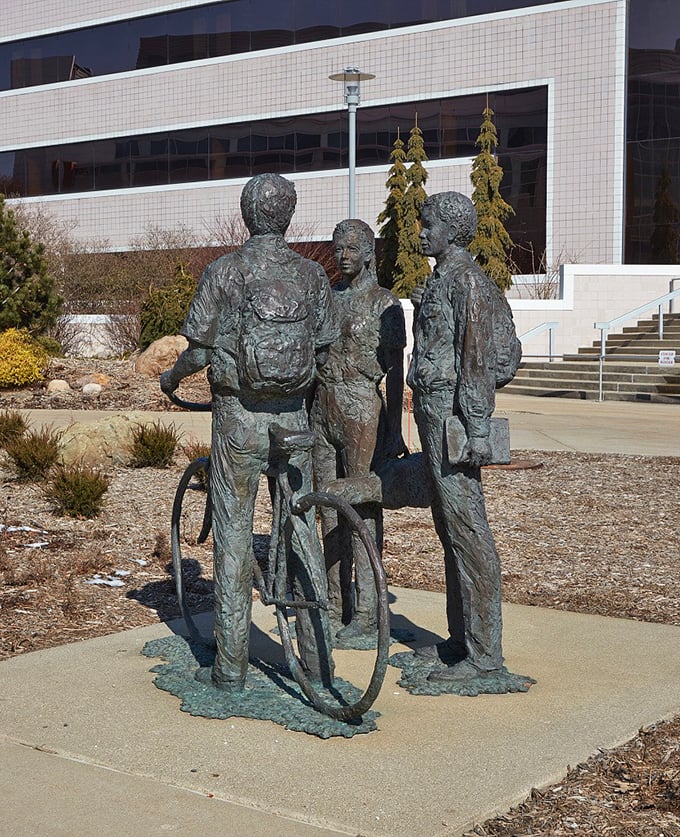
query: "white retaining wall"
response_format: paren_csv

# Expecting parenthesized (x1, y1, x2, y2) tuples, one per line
(510, 265, 680, 359)
(402, 266, 680, 364)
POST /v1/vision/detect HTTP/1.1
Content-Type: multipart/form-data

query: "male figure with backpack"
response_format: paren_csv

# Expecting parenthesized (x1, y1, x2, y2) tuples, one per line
(160, 173, 338, 692)
(407, 190, 521, 685)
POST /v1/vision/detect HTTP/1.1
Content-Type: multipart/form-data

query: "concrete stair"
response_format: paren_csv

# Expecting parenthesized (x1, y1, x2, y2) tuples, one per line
(507, 313, 680, 401)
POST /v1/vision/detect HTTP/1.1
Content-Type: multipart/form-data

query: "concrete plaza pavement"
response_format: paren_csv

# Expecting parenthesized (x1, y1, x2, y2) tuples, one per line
(2, 395, 679, 835)
(21, 390, 680, 456)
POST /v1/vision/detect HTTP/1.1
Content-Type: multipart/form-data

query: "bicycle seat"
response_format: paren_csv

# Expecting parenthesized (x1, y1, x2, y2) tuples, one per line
(269, 423, 316, 456)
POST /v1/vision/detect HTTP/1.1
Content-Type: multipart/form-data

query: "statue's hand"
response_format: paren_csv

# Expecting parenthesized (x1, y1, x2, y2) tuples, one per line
(410, 284, 425, 307)
(159, 370, 178, 395)
(461, 436, 492, 467)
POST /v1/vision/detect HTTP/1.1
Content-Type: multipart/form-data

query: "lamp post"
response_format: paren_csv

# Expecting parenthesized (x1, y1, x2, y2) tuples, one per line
(329, 67, 375, 218)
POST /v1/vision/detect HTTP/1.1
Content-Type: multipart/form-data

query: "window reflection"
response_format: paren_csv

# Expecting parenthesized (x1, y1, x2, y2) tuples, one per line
(0, 1, 568, 92)
(627, 0, 680, 262)
(2, 87, 546, 262)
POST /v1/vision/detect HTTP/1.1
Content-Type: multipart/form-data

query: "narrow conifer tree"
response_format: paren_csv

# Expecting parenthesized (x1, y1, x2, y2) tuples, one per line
(0, 195, 62, 335)
(468, 104, 515, 291)
(391, 115, 431, 298)
(377, 129, 408, 289)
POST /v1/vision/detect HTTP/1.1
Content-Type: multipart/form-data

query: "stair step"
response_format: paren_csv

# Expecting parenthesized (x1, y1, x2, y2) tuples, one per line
(506, 376, 680, 394)
(503, 383, 680, 403)
(521, 360, 675, 374)
(576, 347, 678, 357)
(587, 338, 680, 349)
(513, 368, 677, 384)
(621, 325, 680, 335)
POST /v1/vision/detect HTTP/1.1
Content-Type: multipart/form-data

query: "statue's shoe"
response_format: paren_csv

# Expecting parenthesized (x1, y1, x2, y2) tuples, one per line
(414, 639, 466, 665)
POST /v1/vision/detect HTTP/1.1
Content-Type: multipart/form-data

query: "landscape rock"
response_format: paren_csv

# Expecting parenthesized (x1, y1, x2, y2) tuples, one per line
(135, 336, 188, 377)
(59, 411, 151, 467)
(76, 373, 110, 388)
(47, 379, 71, 394)
(82, 383, 103, 397)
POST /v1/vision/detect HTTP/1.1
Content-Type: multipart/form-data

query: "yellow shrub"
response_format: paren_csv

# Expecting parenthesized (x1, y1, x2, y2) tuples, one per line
(0, 329, 48, 388)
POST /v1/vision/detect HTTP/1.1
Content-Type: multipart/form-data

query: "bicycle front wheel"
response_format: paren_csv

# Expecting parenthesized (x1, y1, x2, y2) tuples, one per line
(170, 456, 211, 642)
(276, 489, 390, 722)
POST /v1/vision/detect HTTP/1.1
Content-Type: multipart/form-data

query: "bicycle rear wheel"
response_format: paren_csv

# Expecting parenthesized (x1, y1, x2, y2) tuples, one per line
(276, 490, 389, 722)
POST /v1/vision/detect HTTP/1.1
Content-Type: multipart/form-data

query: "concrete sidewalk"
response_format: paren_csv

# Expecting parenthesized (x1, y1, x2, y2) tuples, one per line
(2, 590, 679, 837)
(21, 391, 680, 457)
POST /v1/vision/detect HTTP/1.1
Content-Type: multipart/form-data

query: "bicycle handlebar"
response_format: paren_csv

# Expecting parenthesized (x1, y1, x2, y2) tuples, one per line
(166, 390, 212, 412)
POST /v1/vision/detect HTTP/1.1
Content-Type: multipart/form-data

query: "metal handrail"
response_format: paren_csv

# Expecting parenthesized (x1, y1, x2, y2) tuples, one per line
(518, 321, 559, 361)
(595, 286, 680, 400)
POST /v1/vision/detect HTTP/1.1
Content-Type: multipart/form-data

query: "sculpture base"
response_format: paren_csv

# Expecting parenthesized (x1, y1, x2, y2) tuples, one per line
(272, 621, 415, 650)
(142, 635, 379, 738)
(389, 650, 536, 697)
(333, 625, 416, 651)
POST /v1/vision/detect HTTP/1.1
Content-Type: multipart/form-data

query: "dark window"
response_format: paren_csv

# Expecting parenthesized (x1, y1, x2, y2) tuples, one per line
(0, 1, 569, 92)
(626, 0, 680, 262)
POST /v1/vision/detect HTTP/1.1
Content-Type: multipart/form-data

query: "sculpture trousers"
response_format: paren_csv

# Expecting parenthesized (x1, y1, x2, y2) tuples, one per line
(413, 389, 504, 672)
(209, 393, 334, 687)
(311, 380, 382, 626)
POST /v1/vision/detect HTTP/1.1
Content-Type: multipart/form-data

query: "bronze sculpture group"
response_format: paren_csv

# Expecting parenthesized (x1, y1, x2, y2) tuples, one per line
(160, 173, 531, 715)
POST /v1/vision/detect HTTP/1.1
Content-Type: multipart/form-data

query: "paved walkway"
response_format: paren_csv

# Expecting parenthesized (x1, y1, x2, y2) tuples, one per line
(23, 391, 680, 456)
(2, 396, 679, 835)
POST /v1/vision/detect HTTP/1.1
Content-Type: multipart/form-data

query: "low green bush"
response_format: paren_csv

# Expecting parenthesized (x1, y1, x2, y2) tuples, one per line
(3, 425, 62, 481)
(44, 465, 110, 518)
(129, 420, 179, 468)
(138, 262, 196, 350)
(0, 408, 28, 449)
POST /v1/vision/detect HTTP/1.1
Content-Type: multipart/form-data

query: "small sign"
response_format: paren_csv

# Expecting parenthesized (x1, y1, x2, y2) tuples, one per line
(658, 350, 676, 366)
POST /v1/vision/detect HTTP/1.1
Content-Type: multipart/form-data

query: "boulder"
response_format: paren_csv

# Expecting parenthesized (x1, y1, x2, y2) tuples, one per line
(135, 335, 188, 377)
(59, 411, 151, 468)
(47, 379, 71, 394)
(82, 382, 103, 397)
(76, 373, 110, 388)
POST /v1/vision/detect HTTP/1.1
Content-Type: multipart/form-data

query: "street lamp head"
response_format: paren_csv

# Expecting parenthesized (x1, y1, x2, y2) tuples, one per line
(329, 67, 375, 107)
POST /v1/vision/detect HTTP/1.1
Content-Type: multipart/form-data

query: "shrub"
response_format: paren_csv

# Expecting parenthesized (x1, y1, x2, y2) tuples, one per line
(35, 334, 62, 357)
(44, 465, 110, 518)
(138, 262, 197, 350)
(0, 408, 28, 448)
(3, 425, 62, 481)
(183, 439, 211, 488)
(0, 195, 63, 335)
(0, 328, 48, 388)
(129, 420, 179, 468)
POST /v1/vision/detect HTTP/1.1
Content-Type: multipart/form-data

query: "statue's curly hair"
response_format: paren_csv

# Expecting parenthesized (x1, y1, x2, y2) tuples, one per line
(332, 218, 375, 264)
(423, 192, 477, 247)
(240, 173, 297, 235)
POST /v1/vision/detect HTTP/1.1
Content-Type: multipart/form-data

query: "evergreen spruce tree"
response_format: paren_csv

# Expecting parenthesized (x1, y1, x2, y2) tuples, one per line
(377, 129, 408, 289)
(468, 104, 515, 292)
(649, 165, 679, 263)
(0, 195, 62, 335)
(391, 115, 431, 298)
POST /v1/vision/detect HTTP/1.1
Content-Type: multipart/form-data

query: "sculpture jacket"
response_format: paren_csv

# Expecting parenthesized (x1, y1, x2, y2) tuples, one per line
(407, 247, 497, 440)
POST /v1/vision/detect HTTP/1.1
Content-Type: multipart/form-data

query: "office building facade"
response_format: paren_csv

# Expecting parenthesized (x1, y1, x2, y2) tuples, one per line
(1, 0, 678, 268)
